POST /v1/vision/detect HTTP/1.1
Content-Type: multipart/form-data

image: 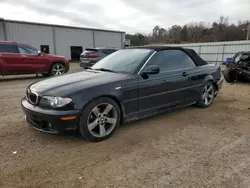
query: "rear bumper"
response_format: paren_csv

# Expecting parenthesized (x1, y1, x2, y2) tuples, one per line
(21, 99, 80, 134)
(217, 77, 223, 89)
(215, 77, 223, 96)
(79, 61, 96, 68)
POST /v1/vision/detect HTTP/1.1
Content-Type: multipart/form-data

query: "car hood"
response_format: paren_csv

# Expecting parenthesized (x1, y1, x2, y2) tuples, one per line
(29, 70, 130, 96)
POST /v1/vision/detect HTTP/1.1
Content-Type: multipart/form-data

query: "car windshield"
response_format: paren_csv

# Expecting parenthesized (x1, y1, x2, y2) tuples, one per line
(91, 49, 153, 74)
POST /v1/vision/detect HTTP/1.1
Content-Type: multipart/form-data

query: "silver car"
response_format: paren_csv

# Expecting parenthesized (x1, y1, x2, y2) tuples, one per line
(79, 47, 117, 68)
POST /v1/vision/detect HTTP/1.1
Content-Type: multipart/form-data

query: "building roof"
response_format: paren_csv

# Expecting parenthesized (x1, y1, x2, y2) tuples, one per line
(1, 18, 125, 34)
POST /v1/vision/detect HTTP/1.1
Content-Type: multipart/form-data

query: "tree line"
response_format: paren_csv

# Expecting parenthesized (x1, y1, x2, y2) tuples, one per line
(125, 16, 250, 46)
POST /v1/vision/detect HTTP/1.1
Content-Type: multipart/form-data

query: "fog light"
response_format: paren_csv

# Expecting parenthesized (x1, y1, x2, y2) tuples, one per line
(61, 116, 76, 120)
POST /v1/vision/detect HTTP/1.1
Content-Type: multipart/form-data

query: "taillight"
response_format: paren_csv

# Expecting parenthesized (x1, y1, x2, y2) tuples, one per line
(87, 54, 99, 58)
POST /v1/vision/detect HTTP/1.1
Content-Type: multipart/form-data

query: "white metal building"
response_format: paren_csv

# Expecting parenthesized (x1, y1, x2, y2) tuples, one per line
(0, 18, 125, 60)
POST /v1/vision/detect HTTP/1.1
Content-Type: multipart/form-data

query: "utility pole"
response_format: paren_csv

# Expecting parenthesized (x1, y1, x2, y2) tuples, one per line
(247, 24, 250, 40)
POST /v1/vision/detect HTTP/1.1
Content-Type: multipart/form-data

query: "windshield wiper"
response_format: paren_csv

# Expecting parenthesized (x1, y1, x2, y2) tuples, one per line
(85, 67, 94, 70)
(93, 68, 116, 73)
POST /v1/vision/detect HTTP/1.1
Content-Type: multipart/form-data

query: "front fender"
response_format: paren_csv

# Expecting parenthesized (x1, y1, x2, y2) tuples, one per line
(71, 86, 124, 114)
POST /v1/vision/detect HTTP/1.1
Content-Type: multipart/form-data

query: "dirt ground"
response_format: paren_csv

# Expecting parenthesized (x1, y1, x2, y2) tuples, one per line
(0, 63, 250, 188)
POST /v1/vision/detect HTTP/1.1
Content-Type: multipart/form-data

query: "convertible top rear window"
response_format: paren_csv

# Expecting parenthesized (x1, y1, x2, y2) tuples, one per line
(184, 49, 207, 66)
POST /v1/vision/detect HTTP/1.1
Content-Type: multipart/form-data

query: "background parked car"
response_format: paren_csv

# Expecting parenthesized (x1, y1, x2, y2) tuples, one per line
(223, 51, 250, 65)
(223, 51, 250, 83)
(0, 41, 70, 77)
(79, 47, 117, 68)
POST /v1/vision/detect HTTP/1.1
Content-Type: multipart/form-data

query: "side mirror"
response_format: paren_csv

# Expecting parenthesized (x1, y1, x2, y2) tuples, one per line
(141, 65, 160, 75)
(37, 50, 41, 56)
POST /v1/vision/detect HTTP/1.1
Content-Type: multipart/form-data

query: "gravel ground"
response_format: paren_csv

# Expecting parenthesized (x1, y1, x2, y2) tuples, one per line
(0, 63, 250, 188)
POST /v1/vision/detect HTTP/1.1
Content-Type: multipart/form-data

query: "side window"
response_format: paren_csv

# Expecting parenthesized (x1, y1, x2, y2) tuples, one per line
(0, 44, 18, 53)
(18, 47, 27, 54)
(147, 50, 196, 72)
(101, 50, 108, 55)
(109, 49, 117, 54)
(18, 46, 38, 55)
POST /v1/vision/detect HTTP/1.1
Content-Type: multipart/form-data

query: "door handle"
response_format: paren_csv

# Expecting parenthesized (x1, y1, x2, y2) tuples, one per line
(182, 72, 189, 77)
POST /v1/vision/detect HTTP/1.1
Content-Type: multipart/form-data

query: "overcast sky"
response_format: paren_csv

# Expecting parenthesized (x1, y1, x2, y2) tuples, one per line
(0, 0, 249, 33)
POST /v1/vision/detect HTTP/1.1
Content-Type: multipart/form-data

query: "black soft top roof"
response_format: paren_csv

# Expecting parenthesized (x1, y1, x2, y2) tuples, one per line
(127, 46, 207, 66)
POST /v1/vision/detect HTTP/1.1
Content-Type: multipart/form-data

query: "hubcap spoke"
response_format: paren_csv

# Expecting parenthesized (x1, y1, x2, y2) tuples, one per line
(92, 107, 100, 117)
(202, 92, 206, 100)
(205, 97, 208, 104)
(88, 120, 98, 131)
(103, 104, 113, 115)
(207, 86, 213, 92)
(208, 94, 213, 99)
(99, 124, 106, 136)
(106, 117, 117, 124)
(204, 86, 208, 92)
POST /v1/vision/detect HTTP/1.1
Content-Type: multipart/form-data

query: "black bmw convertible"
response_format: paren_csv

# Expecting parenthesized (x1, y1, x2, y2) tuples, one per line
(22, 46, 223, 142)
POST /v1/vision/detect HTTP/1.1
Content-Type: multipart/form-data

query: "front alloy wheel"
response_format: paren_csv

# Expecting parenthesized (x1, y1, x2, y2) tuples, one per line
(87, 103, 117, 138)
(78, 97, 120, 142)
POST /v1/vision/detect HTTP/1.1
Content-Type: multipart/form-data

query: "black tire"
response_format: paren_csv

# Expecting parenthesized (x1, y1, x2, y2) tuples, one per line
(78, 97, 121, 142)
(222, 69, 234, 83)
(196, 81, 215, 108)
(42, 73, 49, 77)
(49, 63, 66, 76)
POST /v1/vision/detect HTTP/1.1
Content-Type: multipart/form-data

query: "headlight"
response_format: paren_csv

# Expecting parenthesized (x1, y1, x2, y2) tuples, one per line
(40, 96, 72, 108)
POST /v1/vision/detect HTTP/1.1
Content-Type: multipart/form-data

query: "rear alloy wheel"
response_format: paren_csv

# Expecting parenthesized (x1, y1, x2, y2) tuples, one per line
(78, 97, 121, 142)
(50, 63, 66, 76)
(197, 81, 215, 108)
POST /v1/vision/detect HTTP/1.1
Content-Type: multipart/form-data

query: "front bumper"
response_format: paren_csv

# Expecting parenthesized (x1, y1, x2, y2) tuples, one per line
(21, 99, 80, 134)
